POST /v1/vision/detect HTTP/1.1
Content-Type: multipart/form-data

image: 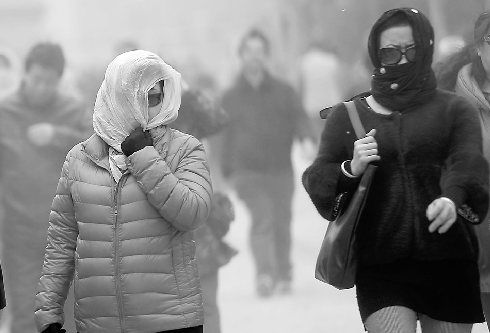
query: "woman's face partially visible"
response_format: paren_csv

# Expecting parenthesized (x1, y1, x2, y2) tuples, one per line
(147, 81, 163, 121)
(479, 31, 490, 77)
(379, 25, 415, 66)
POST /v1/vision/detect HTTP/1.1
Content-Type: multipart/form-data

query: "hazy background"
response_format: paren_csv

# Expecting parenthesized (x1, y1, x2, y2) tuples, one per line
(2, 0, 490, 93)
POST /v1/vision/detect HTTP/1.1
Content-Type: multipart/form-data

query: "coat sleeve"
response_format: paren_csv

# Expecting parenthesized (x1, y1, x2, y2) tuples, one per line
(302, 102, 362, 221)
(440, 97, 490, 222)
(35, 152, 78, 332)
(127, 138, 212, 232)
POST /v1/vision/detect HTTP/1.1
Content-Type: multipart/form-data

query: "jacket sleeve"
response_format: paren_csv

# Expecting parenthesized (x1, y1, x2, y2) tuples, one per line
(440, 97, 490, 222)
(35, 152, 78, 332)
(127, 139, 213, 231)
(302, 102, 362, 221)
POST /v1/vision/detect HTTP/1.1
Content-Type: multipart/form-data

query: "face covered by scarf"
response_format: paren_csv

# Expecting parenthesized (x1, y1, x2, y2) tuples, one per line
(368, 8, 437, 112)
(93, 49, 182, 152)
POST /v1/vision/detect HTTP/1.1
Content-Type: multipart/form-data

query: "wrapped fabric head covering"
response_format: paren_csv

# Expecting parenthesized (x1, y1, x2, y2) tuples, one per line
(93, 50, 182, 152)
(368, 8, 437, 112)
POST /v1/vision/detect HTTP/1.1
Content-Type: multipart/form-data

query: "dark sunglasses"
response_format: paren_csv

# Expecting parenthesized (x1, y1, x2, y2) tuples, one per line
(148, 91, 163, 107)
(378, 45, 416, 65)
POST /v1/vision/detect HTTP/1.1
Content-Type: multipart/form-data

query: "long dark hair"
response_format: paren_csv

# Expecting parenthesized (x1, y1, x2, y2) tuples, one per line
(435, 11, 490, 90)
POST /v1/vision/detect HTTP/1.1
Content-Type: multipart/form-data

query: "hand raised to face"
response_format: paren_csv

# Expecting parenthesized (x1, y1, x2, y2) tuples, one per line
(121, 127, 153, 156)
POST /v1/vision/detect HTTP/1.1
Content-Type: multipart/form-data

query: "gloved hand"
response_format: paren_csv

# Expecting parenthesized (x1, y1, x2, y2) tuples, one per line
(121, 127, 153, 156)
(42, 323, 66, 333)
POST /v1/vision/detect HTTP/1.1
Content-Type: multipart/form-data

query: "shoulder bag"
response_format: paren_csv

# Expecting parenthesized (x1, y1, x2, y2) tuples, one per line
(314, 100, 377, 290)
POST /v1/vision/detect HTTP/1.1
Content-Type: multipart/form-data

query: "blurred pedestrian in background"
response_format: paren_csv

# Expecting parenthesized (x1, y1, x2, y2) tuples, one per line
(342, 50, 374, 101)
(0, 41, 91, 333)
(436, 35, 465, 61)
(303, 7, 489, 332)
(0, 45, 21, 99)
(435, 10, 490, 331)
(219, 28, 317, 297)
(35, 50, 212, 333)
(298, 42, 343, 140)
(172, 85, 237, 333)
(76, 39, 139, 111)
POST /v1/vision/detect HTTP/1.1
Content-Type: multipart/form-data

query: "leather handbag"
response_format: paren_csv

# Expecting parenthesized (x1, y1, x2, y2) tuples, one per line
(314, 101, 377, 290)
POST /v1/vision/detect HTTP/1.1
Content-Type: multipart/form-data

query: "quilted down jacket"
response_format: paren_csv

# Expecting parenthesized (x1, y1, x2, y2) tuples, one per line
(35, 128, 212, 333)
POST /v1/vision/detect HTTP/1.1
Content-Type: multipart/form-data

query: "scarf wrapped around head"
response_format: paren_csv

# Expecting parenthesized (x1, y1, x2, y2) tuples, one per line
(93, 50, 182, 152)
(368, 7, 437, 112)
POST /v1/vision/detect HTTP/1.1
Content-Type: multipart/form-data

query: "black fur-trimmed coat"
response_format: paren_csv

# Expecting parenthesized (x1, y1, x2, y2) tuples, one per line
(303, 89, 489, 266)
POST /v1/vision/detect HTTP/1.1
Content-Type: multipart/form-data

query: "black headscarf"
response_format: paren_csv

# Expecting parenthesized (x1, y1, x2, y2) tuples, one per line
(368, 8, 437, 112)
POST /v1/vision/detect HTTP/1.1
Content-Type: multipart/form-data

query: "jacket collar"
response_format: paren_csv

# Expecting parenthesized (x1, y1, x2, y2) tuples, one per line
(80, 128, 173, 170)
(455, 63, 490, 111)
(81, 134, 111, 170)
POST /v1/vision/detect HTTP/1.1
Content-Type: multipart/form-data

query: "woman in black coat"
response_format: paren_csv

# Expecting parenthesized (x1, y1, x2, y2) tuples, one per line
(303, 7, 489, 333)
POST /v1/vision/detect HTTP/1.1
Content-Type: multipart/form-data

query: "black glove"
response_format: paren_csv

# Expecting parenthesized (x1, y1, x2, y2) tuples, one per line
(42, 323, 66, 333)
(121, 127, 153, 156)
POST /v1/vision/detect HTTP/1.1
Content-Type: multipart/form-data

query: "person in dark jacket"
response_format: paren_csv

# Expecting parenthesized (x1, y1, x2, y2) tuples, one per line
(220, 28, 316, 297)
(303, 8, 489, 332)
(0, 42, 91, 333)
(435, 10, 490, 331)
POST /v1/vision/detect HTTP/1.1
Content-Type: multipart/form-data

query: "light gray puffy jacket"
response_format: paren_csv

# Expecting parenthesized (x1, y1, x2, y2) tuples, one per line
(35, 129, 212, 333)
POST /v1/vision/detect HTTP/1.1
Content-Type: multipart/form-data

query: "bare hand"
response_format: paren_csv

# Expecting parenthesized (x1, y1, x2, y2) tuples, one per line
(27, 122, 55, 146)
(350, 129, 380, 176)
(426, 198, 457, 233)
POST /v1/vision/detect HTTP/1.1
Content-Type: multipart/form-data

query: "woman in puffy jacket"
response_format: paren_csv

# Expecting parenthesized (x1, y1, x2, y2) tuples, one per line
(34, 50, 212, 333)
(435, 11, 490, 331)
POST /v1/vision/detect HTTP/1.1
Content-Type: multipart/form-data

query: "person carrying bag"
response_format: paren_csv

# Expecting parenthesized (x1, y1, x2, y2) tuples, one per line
(303, 7, 489, 332)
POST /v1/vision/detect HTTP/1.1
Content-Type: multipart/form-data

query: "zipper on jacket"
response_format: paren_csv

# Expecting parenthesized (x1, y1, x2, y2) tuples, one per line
(113, 176, 127, 332)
